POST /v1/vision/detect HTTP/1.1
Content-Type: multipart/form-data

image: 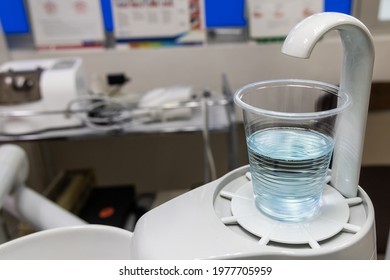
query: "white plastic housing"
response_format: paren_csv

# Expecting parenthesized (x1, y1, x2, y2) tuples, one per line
(130, 166, 376, 260)
(0, 225, 133, 259)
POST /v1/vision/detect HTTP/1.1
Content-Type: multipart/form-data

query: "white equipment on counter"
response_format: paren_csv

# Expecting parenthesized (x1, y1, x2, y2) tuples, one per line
(137, 86, 194, 122)
(0, 12, 378, 259)
(0, 58, 88, 135)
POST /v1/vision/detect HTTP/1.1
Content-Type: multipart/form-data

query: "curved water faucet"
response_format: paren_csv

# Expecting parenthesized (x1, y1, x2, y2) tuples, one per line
(282, 12, 375, 198)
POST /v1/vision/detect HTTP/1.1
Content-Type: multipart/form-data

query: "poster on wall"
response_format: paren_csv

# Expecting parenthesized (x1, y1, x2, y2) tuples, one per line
(27, 0, 105, 49)
(247, 0, 323, 39)
(0, 22, 10, 64)
(379, 0, 390, 21)
(111, 0, 206, 47)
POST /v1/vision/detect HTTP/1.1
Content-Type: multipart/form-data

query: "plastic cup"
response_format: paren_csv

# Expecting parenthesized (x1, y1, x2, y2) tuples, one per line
(234, 79, 351, 222)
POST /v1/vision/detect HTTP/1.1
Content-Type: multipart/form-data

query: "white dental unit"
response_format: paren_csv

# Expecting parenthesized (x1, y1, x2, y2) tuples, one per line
(0, 12, 378, 259)
(0, 58, 88, 135)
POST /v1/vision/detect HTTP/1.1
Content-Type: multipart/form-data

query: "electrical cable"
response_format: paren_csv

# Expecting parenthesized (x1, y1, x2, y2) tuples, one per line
(64, 95, 131, 131)
(65, 91, 220, 183)
(200, 90, 217, 182)
(67, 91, 218, 182)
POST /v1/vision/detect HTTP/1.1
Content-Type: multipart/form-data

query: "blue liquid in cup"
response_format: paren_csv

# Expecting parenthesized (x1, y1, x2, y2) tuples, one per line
(247, 127, 334, 222)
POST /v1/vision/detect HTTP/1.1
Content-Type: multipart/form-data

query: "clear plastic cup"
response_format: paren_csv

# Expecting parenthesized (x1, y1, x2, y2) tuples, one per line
(234, 79, 351, 222)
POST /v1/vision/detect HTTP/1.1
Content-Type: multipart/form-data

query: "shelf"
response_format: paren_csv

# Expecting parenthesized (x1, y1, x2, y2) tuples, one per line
(0, 98, 232, 142)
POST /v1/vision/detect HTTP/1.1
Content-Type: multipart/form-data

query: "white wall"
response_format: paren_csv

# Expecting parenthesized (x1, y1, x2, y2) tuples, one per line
(10, 36, 345, 94)
(8, 34, 390, 93)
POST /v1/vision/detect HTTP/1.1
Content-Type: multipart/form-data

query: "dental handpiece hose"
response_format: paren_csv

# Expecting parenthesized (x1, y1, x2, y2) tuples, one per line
(201, 90, 217, 182)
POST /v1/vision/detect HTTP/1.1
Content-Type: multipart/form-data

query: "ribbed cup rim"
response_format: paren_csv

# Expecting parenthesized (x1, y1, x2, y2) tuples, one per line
(234, 79, 351, 120)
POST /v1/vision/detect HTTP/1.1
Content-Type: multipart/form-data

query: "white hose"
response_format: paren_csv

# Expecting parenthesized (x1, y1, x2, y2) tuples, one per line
(200, 94, 217, 182)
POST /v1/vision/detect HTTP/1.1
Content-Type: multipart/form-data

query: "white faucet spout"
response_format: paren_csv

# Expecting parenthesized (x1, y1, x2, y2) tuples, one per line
(282, 12, 375, 198)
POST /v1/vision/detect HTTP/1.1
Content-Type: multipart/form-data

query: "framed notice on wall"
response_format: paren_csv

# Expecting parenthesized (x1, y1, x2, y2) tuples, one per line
(27, 0, 105, 49)
(0, 22, 10, 63)
(247, 0, 323, 39)
(111, 0, 206, 47)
